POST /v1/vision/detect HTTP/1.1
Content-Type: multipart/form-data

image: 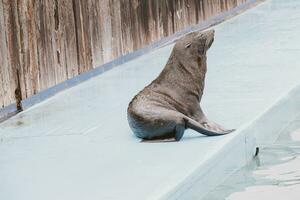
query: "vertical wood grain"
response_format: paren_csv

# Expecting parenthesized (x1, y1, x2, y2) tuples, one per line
(0, 0, 247, 108)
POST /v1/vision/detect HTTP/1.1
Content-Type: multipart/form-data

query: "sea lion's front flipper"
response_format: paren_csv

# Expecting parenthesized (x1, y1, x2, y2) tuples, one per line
(184, 117, 234, 136)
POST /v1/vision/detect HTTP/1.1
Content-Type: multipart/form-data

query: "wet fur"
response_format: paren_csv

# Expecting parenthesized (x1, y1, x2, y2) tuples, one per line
(127, 29, 234, 141)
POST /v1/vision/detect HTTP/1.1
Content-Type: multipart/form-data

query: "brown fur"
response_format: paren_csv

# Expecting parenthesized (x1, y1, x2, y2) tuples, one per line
(127, 29, 234, 141)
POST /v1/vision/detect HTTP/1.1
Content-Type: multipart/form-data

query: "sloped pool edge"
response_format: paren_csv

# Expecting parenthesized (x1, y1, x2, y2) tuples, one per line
(160, 82, 300, 200)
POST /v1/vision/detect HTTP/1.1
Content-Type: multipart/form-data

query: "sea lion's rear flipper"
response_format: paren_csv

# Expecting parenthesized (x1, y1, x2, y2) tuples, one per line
(184, 117, 234, 136)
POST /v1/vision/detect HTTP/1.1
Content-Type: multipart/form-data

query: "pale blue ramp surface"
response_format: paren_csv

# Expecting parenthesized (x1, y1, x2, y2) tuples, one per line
(1, 0, 300, 199)
(201, 115, 300, 200)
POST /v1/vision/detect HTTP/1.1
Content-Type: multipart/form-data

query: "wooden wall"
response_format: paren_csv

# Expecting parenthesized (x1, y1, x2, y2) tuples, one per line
(0, 0, 247, 109)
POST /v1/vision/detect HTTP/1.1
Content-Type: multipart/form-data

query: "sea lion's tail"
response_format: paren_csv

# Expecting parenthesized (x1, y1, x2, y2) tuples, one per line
(184, 117, 234, 136)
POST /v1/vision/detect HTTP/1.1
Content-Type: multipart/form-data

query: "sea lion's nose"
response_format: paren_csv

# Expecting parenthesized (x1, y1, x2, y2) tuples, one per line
(196, 29, 215, 38)
(206, 29, 215, 36)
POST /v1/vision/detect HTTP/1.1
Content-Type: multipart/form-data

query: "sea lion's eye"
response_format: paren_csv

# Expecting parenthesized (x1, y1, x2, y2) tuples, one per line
(185, 43, 191, 48)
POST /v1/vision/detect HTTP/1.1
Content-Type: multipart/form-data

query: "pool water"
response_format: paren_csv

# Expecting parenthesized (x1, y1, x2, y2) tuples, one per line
(202, 115, 300, 200)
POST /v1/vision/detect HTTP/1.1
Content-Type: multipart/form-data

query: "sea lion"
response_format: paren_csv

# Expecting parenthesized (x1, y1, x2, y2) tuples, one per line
(127, 29, 234, 141)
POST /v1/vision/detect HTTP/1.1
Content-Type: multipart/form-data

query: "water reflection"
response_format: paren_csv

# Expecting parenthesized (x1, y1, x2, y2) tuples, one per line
(202, 118, 300, 200)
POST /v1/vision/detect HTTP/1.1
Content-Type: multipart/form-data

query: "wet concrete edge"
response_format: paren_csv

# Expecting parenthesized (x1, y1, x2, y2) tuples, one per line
(160, 82, 300, 200)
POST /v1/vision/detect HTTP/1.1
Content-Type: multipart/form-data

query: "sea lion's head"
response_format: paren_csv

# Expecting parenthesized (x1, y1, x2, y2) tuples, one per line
(173, 29, 215, 60)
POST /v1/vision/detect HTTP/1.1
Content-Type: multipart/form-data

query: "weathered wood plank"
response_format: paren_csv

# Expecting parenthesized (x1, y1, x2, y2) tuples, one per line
(1, 0, 20, 107)
(58, 0, 79, 79)
(0, 0, 248, 109)
(0, 0, 6, 108)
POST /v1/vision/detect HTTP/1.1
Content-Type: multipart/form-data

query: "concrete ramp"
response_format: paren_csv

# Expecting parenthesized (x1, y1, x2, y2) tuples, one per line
(1, 0, 300, 199)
